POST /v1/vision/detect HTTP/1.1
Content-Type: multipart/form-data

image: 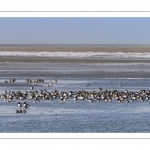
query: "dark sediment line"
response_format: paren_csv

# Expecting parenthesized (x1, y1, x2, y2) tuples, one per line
(1, 57, 150, 63)
(0, 71, 150, 78)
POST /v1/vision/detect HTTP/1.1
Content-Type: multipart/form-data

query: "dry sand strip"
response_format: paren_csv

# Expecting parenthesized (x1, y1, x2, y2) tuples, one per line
(0, 45, 150, 52)
(0, 57, 150, 63)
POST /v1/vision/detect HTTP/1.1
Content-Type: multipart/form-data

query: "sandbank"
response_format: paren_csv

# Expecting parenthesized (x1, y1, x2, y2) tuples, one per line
(0, 45, 150, 52)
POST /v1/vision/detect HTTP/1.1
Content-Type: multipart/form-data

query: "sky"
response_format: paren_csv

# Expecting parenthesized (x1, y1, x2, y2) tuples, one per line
(0, 18, 150, 45)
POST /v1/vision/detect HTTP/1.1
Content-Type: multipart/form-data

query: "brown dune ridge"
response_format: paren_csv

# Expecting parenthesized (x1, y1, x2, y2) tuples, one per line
(0, 45, 150, 52)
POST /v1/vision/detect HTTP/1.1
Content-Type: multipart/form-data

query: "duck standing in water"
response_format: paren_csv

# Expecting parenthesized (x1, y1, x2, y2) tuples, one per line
(22, 110, 26, 113)
(17, 102, 22, 107)
(86, 84, 90, 87)
(16, 110, 20, 113)
(23, 102, 30, 108)
(54, 79, 57, 83)
(30, 86, 34, 90)
(119, 84, 122, 87)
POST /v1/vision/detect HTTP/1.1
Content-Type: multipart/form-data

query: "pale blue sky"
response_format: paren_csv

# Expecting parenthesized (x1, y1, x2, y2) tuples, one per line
(0, 18, 150, 45)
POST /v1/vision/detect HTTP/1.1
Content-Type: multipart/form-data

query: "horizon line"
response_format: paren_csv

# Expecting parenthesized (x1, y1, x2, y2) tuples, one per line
(1, 44, 150, 47)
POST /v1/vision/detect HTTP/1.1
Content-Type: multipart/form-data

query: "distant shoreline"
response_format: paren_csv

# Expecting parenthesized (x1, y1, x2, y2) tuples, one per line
(0, 45, 150, 63)
(0, 45, 150, 52)
(1, 44, 150, 46)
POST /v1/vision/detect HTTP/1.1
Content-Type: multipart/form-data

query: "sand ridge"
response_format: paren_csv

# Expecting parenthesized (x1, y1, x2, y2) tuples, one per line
(0, 45, 150, 52)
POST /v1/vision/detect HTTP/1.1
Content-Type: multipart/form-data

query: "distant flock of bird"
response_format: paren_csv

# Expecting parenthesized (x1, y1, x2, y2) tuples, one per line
(1, 78, 150, 114)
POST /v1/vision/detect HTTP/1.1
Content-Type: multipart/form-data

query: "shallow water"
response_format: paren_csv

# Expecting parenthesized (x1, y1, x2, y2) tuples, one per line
(1, 49, 150, 133)
(1, 78, 150, 133)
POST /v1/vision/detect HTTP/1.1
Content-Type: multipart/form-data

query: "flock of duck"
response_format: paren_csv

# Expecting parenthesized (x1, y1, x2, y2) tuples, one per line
(1, 78, 150, 114)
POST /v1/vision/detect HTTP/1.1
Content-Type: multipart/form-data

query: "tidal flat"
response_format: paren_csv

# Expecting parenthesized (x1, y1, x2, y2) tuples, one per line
(1, 45, 150, 133)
